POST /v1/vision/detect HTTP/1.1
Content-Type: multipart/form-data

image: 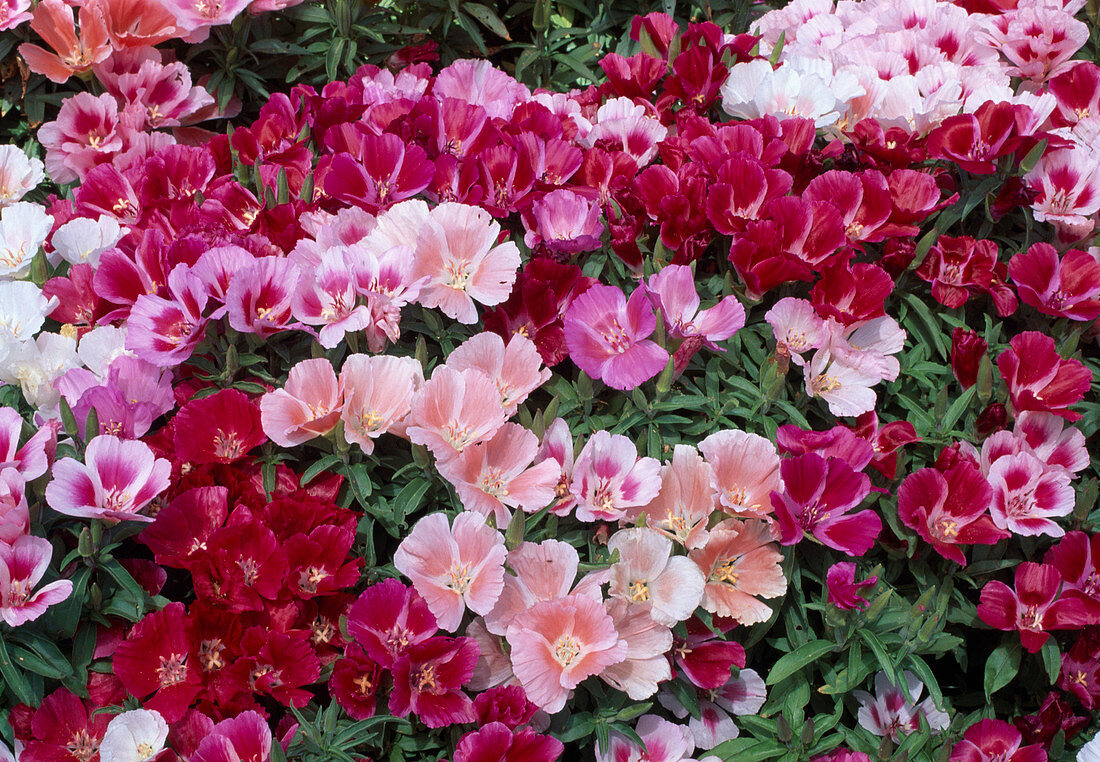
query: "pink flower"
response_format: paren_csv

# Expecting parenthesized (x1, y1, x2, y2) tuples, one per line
(1044, 531, 1100, 622)
(414, 202, 521, 324)
(535, 418, 577, 516)
(570, 430, 661, 522)
(454, 723, 564, 762)
(45, 434, 170, 523)
(226, 256, 300, 338)
(631, 444, 715, 549)
(125, 264, 209, 368)
(987, 452, 1074, 538)
(434, 59, 530, 120)
(436, 423, 560, 524)
(395, 511, 507, 632)
(1027, 149, 1100, 242)
(0, 534, 72, 626)
(647, 264, 746, 349)
(190, 711, 273, 762)
(37, 92, 122, 185)
(505, 593, 627, 713)
(0, 470, 29, 544)
(17, 0, 110, 84)
(596, 714, 694, 762)
(1009, 243, 1100, 321)
(608, 527, 706, 625)
(977, 562, 1090, 653)
(0, 405, 54, 480)
(698, 429, 780, 519)
(346, 579, 438, 669)
(997, 332, 1092, 422)
(764, 297, 828, 365)
(339, 354, 422, 454)
(690, 519, 786, 625)
(855, 671, 949, 742)
(600, 598, 673, 700)
(259, 358, 343, 448)
(564, 284, 670, 390)
(522, 189, 604, 256)
(483, 539, 589, 636)
(159, 0, 250, 39)
(291, 250, 373, 349)
(389, 635, 479, 727)
(446, 331, 551, 414)
(771, 454, 879, 556)
(0, 0, 31, 31)
(406, 365, 509, 462)
(949, 718, 1047, 762)
(825, 562, 877, 611)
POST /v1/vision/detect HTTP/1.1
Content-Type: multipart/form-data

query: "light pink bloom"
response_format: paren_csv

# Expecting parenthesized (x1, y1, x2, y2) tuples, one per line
(0, 470, 29, 544)
(45, 434, 170, 523)
(563, 284, 670, 391)
(38, 92, 122, 184)
(467, 616, 516, 691)
(535, 418, 577, 516)
(584, 97, 668, 167)
(647, 265, 746, 348)
(483, 538, 592, 636)
(292, 250, 372, 349)
(226, 256, 300, 338)
(414, 203, 521, 324)
(506, 593, 626, 713)
(1000, 6, 1089, 82)
(0, 145, 43, 205)
(570, 430, 661, 523)
(630, 445, 715, 550)
(855, 671, 949, 742)
(522, 189, 604, 256)
(126, 263, 208, 367)
(433, 59, 530, 120)
(765, 297, 828, 366)
(690, 519, 786, 625)
(596, 714, 695, 762)
(0, 534, 72, 626)
(0, 405, 54, 480)
(600, 598, 673, 700)
(394, 511, 506, 631)
(661, 669, 768, 750)
(1027, 148, 1100, 242)
(804, 344, 885, 418)
(0, 0, 30, 31)
(992, 410, 1090, 475)
(446, 332, 551, 414)
(0, 201, 52, 280)
(698, 429, 780, 519)
(608, 527, 705, 626)
(406, 366, 508, 462)
(436, 423, 560, 525)
(987, 451, 1074, 538)
(159, 0, 251, 39)
(259, 358, 343, 448)
(339, 354, 422, 454)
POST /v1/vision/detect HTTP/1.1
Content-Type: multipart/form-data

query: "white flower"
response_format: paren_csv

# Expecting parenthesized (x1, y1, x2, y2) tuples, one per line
(99, 709, 169, 762)
(0, 146, 45, 206)
(1079, 729, 1100, 762)
(50, 216, 127, 268)
(0, 202, 52, 280)
(0, 332, 79, 412)
(78, 325, 133, 378)
(0, 281, 58, 342)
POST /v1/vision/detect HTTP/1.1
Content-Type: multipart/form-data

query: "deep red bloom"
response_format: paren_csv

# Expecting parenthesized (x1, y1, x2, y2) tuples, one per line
(1008, 243, 1100, 321)
(330, 643, 383, 720)
(191, 520, 288, 612)
(114, 601, 202, 722)
(898, 461, 1007, 565)
(949, 718, 1046, 762)
(839, 412, 920, 480)
(1015, 692, 1089, 746)
(916, 236, 1015, 314)
(599, 52, 665, 101)
(139, 486, 229, 569)
(1044, 531, 1100, 622)
(630, 12, 679, 59)
(346, 578, 438, 669)
(232, 627, 320, 707)
(926, 101, 1024, 175)
(15, 687, 115, 762)
(173, 389, 267, 464)
(951, 329, 987, 390)
(810, 259, 893, 325)
(771, 454, 879, 556)
(472, 685, 539, 729)
(705, 154, 792, 235)
(1059, 629, 1100, 709)
(826, 562, 877, 611)
(997, 332, 1092, 421)
(977, 562, 1090, 653)
(454, 723, 564, 762)
(389, 636, 479, 728)
(672, 616, 746, 690)
(284, 525, 362, 599)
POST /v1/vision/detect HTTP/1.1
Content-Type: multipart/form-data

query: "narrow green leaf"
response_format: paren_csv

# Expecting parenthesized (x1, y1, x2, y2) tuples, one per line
(983, 642, 1021, 701)
(767, 640, 835, 686)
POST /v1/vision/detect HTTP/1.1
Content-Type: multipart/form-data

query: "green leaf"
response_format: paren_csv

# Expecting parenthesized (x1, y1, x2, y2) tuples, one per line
(860, 630, 900, 687)
(984, 642, 1021, 701)
(300, 454, 343, 486)
(0, 636, 36, 705)
(1039, 639, 1060, 684)
(8, 645, 69, 680)
(464, 3, 511, 39)
(767, 640, 836, 686)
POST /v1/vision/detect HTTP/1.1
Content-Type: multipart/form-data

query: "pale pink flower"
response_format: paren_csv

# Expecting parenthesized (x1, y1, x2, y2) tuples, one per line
(414, 203, 521, 324)
(630, 445, 715, 550)
(339, 354, 422, 454)
(583, 97, 668, 167)
(436, 423, 560, 525)
(226, 256, 300, 338)
(570, 430, 661, 523)
(535, 418, 577, 516)
(159, 0, 251, 39)
(433, 59, 530, 120)
(0, 470, 29, 544)
(690, 519, 786, 625)
(446, 332, 550, 414)
(609, 527, 705, 626)
(1011, 410, 1089, 474)
(292, 250, 372, 349)
(394, 511, 507, 632)
(484, 538, 588, 636)
(825, 317, 906, 386)
(259, 358, 343, 448)
(804, 345, 885, 418)
(506, 593, 626, 713)
(44, 434, 170, 523)
(37, 92, 122, 184)
(987, 451, 1074, 538)
(0, 405, 54, 481)
(596, 714, 695, 762)
(0, 534, 72, 626)
(406, 365, 508, 462)
(1027, 148, 1100, 242)
(0, 201, 52, 280)
(647, 265, 746, 348)
(1000, 6, 1088, 82)
(855, 671, 949, 742)
(660, 669, 768, 751)
(0, 145, 43, 205)
(98, 709, 169, 762)
(698, 430, 780, 519)
(600, 598, 673, 700)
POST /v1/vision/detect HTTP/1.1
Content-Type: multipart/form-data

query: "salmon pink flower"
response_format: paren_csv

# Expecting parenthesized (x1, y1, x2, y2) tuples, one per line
(570, 430, 661, 523)
(389, 635, 479, 727)
(114, 602, 201, 722)
(987, 452, 1074, 538)
(406, 365, 508, 461)
(1009, 243, 1100, 321)
(395, 511, 506, 631)
(483, 538, 590, 636)
(647, 264, 746, 349)
(948, 718, 1046, 762)
(505, 593, 627, 713)
(564, 284, 670, 391)
(997, 332, 1092, 421)
(600, 598, 673, 700)
(826, 562, 877, 611)
(608, 527, 705, 625)
(347, 579, 438, 669)
(436, 423, 560, 524)
(699, 429, 780, 519)
(0, 0, 30, 31)
(855, 671, 949, 742)
(631, 444, 715, 550)
(977, 562, 1090, 653)
(772, 454, 878, 556)
(690, 519, 786, 625)
(17, 0, 110, 84)
(414, 202, 521, 324)
(173, 389, 265, 464)
(259, 358, 343, 447)
(339, 354, 422, 454)
(45, 434, 170, 523)
(0, 534, 72, 626)
(447, 332, 551, 414)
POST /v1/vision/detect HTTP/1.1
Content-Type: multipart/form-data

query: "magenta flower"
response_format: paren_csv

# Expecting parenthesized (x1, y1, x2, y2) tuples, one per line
(949, 718, 1047, 762)
(45, 434, 171, 523)
(771, 454, 879, 556)
(987, 452, 1074, 538)
(826, 562, 877, 611)
(647, 264, 746, 348)
(125, 263, 208, 368)
(389, 635, 479, 727)
(0, 534, 72, 626)
(978, 561, 1090, 653)
(522, 189, 604, 256)
(563, 283, 670, 390)
(346, 579, 438, 669)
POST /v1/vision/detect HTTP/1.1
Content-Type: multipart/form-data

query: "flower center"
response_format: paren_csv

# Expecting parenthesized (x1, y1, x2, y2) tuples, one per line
(553, 634, 582, 667)
(628, 579, 650, 602)
(156, 652, 189, 687)
(446, 562, 472, 595)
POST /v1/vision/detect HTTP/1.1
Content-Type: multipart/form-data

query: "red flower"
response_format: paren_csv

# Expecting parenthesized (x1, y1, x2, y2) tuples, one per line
(191, 521, 288, 612)
(139, 486, 229, 570)
(977, 562, 1090, 653)
(284, 525, 362, 599)
(839, 412, 920, 480)
(232, 627, 320, 707)
(771, 454, 879, 557)
(897, 460, 1007, 565)
(916, 236, 1016, 315)
(951, 329, 987, 390)
(948, 718, 1046, 762)
(15, 687, 117, 762)
(826, 562, 877, 611)
(926, 101, 1024, 175)
(453, 722, 564, 762)
(810, 258, 893, 326)
(672, 616, 746, 690)
(173, 389, 267, 464)
(330, 644, 383, 720)
(346, 579, 438, 669)
(997, 332, 1092, 421)
(1015, 692, 1089, 746)
(1008, 243, 1100, 321)
(114, 602, 202, 722)
(472, 685, 539, 729)
(389, 636, 479, 728)
(1044, 531, 1100, 623)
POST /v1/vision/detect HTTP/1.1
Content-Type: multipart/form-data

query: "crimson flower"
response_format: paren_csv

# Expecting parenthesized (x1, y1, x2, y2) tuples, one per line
(951, 329, 987, 390)
(346, 579, 438, 669)
(330, 644, 383, 720)
(672, 616, 746, 690)
(826, 562, 877, 611)
(977, 562, 1089, 653)
(453, 723, 564, 762)
(172, 389, 267, 464)
(13, 687, 116, 762)
(389, 635, 479, 728)
(114, 602, 202, 722)
(997, 332, 1092, 421)
(1044, 531, 1100, 623)
(232, 627, 320, 707)
(948, 718, 1046, 762)
(771, 454, 879, 556)
(1058, 630, 1100, 710)
(472, 685, 539, 729)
